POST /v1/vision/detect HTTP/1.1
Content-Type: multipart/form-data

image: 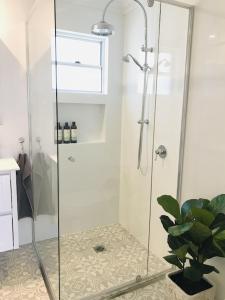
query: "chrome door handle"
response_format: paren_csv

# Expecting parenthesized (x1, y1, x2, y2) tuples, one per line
(155, 145, 167, 160)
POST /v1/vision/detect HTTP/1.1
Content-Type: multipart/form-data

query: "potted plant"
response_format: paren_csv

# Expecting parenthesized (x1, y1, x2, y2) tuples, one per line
(157, 194, 225, 300)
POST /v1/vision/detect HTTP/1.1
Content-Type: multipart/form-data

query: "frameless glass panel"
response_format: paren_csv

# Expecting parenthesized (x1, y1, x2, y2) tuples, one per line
(56, 65, 102, 92)
(56, 1, 161, 299)
(56, 35, 101, 66)
(27, 0, 59, 299)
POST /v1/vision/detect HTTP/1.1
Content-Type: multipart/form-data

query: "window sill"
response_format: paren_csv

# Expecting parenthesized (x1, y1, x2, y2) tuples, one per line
(57, 91, 107, 105)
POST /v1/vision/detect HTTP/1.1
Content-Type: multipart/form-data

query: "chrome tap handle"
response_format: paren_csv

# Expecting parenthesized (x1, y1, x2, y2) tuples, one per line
(68, 156, 75, 162)
(155, 145, 167, 159)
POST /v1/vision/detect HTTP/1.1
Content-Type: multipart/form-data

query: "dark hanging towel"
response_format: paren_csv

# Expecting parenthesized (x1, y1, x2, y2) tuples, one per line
(33, 152, 55, 218)
(17, 153, 34, 219)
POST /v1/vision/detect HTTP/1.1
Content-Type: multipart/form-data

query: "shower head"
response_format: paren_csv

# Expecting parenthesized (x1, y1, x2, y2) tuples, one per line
(91, 20, 115, 36)
(123, 54, 144, 71)
(91, 0, 154, 37)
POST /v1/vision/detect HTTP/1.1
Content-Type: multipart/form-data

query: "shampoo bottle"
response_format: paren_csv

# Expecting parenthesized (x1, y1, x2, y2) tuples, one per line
(63, 122, 71, 144)
(55, 122, 62, 144)
(71, 122, 78, 143)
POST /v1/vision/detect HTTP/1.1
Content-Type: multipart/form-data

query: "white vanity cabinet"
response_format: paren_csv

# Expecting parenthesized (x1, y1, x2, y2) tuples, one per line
(0, 159, 20, 252)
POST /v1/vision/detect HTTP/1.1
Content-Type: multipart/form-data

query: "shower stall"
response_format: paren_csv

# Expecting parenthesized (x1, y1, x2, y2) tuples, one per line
(27, 0, 194, 299)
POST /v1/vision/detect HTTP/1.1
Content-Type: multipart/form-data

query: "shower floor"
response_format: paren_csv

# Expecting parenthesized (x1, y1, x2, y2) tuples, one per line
(37, 224, 169, 300)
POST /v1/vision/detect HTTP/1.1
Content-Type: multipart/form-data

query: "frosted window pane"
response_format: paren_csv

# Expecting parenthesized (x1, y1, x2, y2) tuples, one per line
(56, 37, 101, 66)
(56, 65, 102, 92)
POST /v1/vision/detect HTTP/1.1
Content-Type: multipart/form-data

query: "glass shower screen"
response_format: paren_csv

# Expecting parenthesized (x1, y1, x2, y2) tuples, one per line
(27, 0, 59, 298)
(28, 0, 192, 299)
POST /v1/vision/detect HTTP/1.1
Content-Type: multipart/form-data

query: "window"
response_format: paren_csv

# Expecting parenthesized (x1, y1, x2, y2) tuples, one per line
(53, 30, 108, 94)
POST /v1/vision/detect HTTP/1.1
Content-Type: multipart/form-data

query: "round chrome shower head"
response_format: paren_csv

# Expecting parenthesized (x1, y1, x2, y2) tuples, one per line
(91, 20, 115, 36)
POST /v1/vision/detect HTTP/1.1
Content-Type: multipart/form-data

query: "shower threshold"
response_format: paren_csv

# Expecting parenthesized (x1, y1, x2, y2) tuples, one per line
(81, 270, 170, 300)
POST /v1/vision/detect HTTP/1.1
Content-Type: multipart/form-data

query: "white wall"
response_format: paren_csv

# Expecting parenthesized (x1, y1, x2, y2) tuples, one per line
(56, 0, 124, 234)
(182, 0, 225, 299)
(0, 0, 34, 245)
(120, 1, 161, 247)
(0, 0, 30, 158)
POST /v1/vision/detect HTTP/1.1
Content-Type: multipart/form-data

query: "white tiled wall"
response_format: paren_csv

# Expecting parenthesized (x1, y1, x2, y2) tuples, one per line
(182, 0, 225, 298)
(0, 0, 34, 246)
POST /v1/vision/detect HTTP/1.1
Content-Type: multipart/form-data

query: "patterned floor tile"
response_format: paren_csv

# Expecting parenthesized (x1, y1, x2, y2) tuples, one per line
(0, 245, 49, 300)
(0, 225, 170, 300)
(37, 224, 169, 300)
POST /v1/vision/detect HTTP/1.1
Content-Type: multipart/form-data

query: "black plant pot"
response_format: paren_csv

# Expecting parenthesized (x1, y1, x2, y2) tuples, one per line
(166, 270, 215, 299)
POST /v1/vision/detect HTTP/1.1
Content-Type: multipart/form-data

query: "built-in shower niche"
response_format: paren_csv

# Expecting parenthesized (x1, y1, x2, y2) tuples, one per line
(58, 102, 106, 144)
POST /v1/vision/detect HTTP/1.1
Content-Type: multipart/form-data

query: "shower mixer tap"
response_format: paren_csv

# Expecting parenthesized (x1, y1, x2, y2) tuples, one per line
(155, 145, 167, 160)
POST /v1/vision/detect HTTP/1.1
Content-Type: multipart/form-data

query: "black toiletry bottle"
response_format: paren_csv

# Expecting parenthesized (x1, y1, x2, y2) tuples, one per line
(55, 122, 62, 144)
(71, 122, 78, 143)
(63, 122, 71, 144)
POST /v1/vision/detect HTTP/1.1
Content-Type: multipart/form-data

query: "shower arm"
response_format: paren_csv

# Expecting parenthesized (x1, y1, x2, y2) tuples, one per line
(102, 0, 148, 56)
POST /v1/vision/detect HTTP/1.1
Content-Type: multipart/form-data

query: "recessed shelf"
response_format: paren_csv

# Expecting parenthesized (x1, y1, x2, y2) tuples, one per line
(58, 102, 106, 145)
(58, 140, 105, 146)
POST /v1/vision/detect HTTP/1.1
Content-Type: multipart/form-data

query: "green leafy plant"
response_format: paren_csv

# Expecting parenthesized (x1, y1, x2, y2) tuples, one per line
(158, 194, 225, 282)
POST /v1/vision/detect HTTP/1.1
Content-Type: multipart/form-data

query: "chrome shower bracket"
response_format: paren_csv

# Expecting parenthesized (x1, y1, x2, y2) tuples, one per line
(141, 45, 154, 53)
(138, 119, 149, 125)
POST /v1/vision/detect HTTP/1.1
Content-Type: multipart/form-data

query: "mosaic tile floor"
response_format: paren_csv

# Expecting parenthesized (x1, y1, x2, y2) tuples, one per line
(37, 224, 169, 300)
(0, 229, 170, 300)
(0, 245, 49, 300)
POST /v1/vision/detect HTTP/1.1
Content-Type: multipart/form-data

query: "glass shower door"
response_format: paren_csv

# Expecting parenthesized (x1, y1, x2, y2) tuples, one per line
(55, 1, 162, 299)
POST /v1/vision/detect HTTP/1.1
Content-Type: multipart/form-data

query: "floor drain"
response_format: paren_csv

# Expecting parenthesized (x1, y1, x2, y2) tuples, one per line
(93, 245, 106, 253)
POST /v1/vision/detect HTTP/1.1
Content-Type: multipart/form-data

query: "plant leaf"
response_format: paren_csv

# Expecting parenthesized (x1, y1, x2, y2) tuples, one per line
(163, 255, 183, 269)
(189, 222, 212, 244)
(215, 230, 225, 240)
(210, 195, 225, 215)
(157, 195, 181, 221)
(191, 207, 215, 226)
(200, 236, 224, 259)
(183, 266, 203, 282)
(168, 223, 193, 237)
(160, 215, 174, 232)
(184, 262, 219, 283)
(186, 241, 199, 258)
(173, 245, 189, 261)
(212, 238, 225, 257)
(190, 260, 219, 275)
(168, 235, 183, 250)
(210, 213, 225, 230)
(181, 199, 210, 218)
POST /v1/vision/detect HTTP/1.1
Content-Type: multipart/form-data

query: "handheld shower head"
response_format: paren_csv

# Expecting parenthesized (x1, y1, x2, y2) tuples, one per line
(122, 55, 130, 63)
(123, 54, 144, 71)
